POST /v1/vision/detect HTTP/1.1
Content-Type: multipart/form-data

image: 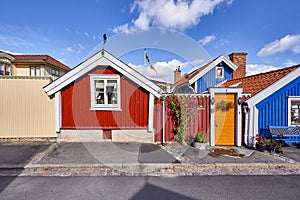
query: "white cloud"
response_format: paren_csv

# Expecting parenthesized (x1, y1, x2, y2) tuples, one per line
(199, 34, 216, 46)
(129, 58, 188, 82)
(66, 44, 84, 54)
(246, 64, 279, 76)
(258, 34, 300, 57)
(130, 0, 229, 31)
(84, 32, 89, 37)
(283, 60, 298, 67)
(0, 49, 22, 55)
(0, 34, 34, 49)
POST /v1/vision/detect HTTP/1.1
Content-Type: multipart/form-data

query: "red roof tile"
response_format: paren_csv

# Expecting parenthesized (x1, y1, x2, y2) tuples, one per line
(12, 54, 70, 71)
(223, 65, 299, 96)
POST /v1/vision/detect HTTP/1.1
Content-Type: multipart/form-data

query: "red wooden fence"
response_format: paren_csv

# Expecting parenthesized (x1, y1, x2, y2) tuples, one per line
(154, 95, 210, 143)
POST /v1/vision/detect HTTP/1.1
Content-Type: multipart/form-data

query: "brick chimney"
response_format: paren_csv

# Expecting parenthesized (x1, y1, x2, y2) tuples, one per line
(229, 52, 247, 79)
(174, 66, 181, 83)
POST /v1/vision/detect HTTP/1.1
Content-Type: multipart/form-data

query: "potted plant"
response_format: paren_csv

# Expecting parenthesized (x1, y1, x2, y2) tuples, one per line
(193, 132, 207, 150)
(255, 134, 266, 152)
(265, 139, 276, 152)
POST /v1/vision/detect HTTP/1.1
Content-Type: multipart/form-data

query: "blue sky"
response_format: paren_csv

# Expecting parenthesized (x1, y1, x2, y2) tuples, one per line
(1, 0, 299, 82)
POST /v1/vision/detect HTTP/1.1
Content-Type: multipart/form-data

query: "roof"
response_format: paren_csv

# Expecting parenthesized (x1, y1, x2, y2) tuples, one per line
(44, 50, 162, 97)
(223, 65, 299, 96)
(12, 55, 70, 71)
(174, 54, 237, 87)
(0, 51, 70, 71)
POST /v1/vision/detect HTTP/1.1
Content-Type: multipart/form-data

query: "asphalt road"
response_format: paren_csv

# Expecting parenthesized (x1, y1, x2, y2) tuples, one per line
(1, 175, 299, 200)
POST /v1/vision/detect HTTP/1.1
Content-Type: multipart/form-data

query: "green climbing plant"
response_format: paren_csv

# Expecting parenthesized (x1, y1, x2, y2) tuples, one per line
(166, 94, 186, 144)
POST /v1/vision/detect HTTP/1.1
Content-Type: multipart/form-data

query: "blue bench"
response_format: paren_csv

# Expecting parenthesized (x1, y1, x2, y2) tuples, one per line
(269, 126, 300, 145)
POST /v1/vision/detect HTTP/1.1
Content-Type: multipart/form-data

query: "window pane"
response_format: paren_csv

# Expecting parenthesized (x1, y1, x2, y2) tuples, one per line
(107, 80, 117, 104)
(0, 63, 4, 75)
(36, 67, 41, 76)
(95, 80, 104, 104)
(30, 67, 35, 76)
(291, 101, 300, 125)
(5, 65, 11, 75)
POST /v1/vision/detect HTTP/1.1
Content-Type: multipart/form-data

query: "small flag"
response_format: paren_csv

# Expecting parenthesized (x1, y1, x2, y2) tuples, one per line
(144, 48, 157, 74)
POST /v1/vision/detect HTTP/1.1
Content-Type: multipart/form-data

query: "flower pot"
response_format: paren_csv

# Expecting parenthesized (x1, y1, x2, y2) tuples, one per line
(255, 143, 266, 152)
(265, 145, 275, 152)
(193, 141, 207, 150)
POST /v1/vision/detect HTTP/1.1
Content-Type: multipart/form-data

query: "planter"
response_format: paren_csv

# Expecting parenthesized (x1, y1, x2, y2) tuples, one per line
(265, 145, 275, 152)
(193, 141, 207, 150)
(255, 143, 266, 152)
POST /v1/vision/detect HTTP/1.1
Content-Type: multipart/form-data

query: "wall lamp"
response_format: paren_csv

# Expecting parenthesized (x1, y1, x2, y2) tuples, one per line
(238, 97, 242, 105)
(211, 97, 215, 105)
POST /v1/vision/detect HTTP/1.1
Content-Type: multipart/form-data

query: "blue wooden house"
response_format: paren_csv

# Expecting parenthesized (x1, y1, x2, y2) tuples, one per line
(224, 65, 300, 146)
(173, 53, 247, 93)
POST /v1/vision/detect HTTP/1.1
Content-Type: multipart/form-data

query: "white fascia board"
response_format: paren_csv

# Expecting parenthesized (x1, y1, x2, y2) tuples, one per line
(188, 55, 238, 85)
(246, 67, 300, 107)
(44, 50, 161, 98)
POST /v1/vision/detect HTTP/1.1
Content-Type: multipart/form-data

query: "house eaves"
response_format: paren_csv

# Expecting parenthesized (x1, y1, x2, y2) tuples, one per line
(188, 55, 238, 85)
(44, 50, 162, 98)
(246, 66, 300, 107)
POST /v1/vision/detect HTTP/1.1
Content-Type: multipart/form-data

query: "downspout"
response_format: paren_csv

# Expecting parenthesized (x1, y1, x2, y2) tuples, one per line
(242, 102, 249, 146)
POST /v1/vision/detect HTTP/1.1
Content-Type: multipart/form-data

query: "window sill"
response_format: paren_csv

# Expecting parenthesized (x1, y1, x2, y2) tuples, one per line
(90, 107, 122, 111)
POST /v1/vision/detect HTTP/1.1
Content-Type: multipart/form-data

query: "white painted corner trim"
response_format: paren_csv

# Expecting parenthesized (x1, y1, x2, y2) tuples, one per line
(55, 91, 62, 133)
(148, 93, 154, 132)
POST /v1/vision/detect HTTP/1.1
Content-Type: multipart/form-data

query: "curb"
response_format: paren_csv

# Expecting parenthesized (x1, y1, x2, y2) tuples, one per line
(1, 162, 300, 176)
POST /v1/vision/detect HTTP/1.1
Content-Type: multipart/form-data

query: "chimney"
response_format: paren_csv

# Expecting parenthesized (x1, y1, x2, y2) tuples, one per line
(229, 52, 247, 79)
(174, 66, 181, 83)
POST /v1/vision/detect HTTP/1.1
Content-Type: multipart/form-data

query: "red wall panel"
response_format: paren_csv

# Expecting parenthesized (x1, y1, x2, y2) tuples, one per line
(61, 66, 149, 129)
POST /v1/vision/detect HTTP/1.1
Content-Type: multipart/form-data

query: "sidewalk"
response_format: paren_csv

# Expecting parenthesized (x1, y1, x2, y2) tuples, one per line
(0, 141, 300, 176)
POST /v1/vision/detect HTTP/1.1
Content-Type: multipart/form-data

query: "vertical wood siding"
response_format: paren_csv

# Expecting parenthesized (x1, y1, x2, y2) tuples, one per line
(0, 77, 55, 138)
(256, 77, 300, 137)
(61, 66, 149, 129)
(154, 95, 210, 142)
(197, 63, 233, 93)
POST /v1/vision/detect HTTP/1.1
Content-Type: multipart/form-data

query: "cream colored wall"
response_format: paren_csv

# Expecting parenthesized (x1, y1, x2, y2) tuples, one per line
(0, 77, 56, 138)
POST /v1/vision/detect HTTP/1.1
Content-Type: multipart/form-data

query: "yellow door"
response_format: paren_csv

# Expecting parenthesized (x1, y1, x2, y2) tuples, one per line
(214, 94, 235, 145)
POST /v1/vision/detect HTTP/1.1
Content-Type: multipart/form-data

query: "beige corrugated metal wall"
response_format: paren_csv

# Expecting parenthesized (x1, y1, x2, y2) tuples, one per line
(0, 77, 56, 138)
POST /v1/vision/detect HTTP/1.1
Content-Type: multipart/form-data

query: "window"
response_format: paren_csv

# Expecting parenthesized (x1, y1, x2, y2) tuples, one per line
(289, 97, 300, 125)
(30, 66, 41, 76)
(90, 75, 121, 110)
(0, 63, 11, 75)
(216, 67, 224, 78)
(0, 63, 4, 75)
(51, 69, 60, 76)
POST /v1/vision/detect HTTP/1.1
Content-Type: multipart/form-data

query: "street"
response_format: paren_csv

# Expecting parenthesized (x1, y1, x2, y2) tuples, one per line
(1, 175, 299, 200)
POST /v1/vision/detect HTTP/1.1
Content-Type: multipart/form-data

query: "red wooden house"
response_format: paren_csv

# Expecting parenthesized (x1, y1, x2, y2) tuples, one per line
(44, 50, 163, 143)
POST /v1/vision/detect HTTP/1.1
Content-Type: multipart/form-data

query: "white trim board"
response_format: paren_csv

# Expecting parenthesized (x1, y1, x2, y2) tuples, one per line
(44, 50, 162, 98)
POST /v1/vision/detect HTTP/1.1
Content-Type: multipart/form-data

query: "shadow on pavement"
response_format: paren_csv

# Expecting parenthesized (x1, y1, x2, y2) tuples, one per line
(129, 182, 195, 200)
(138, 144, 180, 164)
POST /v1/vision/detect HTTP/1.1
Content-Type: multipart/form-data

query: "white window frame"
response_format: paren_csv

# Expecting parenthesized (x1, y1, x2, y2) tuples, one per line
(288, 96, 300, 126)
(90, 74, 121, 111)
(30, 66, 41, 76)
(216, 67, 224, 78)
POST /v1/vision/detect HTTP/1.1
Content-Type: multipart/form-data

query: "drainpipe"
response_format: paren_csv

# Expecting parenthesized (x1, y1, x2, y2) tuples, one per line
(162, 95, 166, 145)
(242, 102, 249, 146)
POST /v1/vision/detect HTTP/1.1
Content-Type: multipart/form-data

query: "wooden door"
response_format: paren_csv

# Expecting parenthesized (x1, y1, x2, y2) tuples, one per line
(214, 94, 235, 145)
